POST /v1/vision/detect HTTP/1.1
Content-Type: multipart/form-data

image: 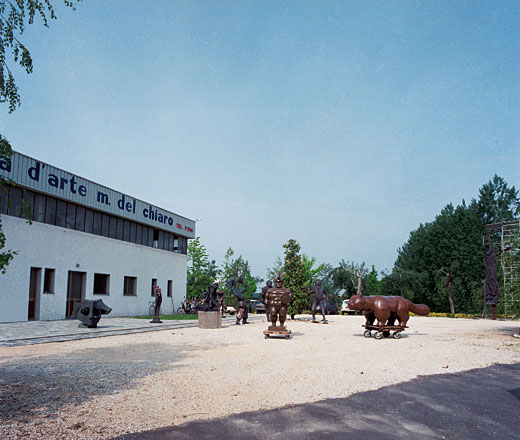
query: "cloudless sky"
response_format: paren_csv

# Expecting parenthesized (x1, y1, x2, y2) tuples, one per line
(2, 0, 519, 278)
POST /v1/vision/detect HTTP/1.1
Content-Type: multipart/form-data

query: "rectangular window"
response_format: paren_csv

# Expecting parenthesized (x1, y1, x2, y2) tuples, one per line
(123, 276, 137, 296)
(109, 216, 117, 239)
(136, 224, 143, 245)
(44, 197, 57, 225)
(167, 280, 172, 297)
(33, 193, 46, 223)
(151, 278, 158, 296)
(129, 222, 137, 243)
(22, 189, 35, 221)
(0, 185, 9, 214)
(55, 200, 67, 227)
(116, 218, 124, 240)
(93, 211, 102, 235)
(153, 229, 159, 248)
(123, 220, 131, 242)
(75, 206, 85, 231)
(168, 233, 174, 252)
(43, 268, 55, 294)
(66, 203, 76, 229)
(8, 186, 22, 217)
(141, 226, 149, 246)
(84, 208, 94, 233)
(93, 273, 110, 295)
(101, 214, 110, 237)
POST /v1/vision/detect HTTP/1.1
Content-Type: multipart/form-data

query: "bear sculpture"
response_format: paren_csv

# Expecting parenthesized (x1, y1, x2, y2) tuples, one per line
(348, 294, 430, 327)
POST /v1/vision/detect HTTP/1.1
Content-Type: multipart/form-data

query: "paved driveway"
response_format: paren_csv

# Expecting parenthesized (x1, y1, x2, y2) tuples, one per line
(116, 363, 520, 440)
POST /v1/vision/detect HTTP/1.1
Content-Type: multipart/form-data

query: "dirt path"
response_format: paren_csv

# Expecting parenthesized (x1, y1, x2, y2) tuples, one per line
(1, 315, 519, 439)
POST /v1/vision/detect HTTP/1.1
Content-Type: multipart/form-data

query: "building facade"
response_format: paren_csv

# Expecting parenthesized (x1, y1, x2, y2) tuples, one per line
(0, 151, 195, 323)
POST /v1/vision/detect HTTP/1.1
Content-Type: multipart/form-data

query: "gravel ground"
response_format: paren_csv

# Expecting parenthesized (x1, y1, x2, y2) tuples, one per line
(1, 315, 519, 440)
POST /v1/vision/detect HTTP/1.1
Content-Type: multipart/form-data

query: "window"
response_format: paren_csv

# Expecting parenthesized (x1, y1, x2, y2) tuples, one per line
(167, 280, 172, 297)
(93, 273, 110, 295)
(151, 278, 157, 296)
(22, 189, 35, 221)
(33, 193, 46, 223)
(75, 206, 85, 231)
(84, 208, 94, 233)
(66, 203, 76, 229)
(0, 185, 9, 214)
(8, 186, 22, 217)
(93, 211, 102, 235)
(136, 224, 143, 244)
(123, 220, 131, 242)
(109, 216, 117, 239)
(101, 214, 110, 237)
(130, 222, 137, 243)
(43, 268, 55, 294)
(44, 197, 57, 225)
(153, 229, 159, 248)
(55, 200, 66, 227)
(123, 276, 137, 296)
(116, 218, 124, 240)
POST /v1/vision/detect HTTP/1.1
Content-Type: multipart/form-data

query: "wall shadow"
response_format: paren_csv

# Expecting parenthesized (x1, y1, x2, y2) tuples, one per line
(114, 363, 520, 440)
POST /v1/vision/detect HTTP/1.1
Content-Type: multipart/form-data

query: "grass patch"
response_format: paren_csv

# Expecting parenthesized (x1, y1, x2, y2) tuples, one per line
(134, 314, 198, 320)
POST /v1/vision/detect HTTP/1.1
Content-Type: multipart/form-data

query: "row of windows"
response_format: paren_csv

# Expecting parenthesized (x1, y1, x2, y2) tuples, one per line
(1, 185, 188, 254)
(39, 268, 173, 297)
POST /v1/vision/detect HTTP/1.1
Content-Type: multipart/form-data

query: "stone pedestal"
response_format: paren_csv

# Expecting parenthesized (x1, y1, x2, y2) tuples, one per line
(198, 311, 222, 329)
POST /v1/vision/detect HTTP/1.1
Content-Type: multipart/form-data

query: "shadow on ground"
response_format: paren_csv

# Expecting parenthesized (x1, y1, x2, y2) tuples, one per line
(0, 340, 214, 422)
(115, 363, 520, 440)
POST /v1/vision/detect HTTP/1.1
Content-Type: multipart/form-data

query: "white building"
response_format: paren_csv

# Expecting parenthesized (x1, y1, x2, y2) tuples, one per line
(0, 151, 195, 323)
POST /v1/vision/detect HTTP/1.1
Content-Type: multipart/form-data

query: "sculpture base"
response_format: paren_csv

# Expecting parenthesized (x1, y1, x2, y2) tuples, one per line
(264, 326, 291, 339)
(198, 311, 222, 329)
(312, 320, 328, 324)
(150, 317, 163, 323)
(78, 322, 98, 329)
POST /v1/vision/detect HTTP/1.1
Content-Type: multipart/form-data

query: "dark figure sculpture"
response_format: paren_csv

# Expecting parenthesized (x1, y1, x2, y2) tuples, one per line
(72, 299, 112, 328)
(309, 276, 328, 322)
(261, 280, 272, 322)
(483, 243, 510, 320)
(265, 273, 292, 330)
(230, 278, 248, 325)
(217, 289, 225, 315)
(202, 282, 219, 312)
(151, 286, 163, 323)
(348, 294, 430, 327)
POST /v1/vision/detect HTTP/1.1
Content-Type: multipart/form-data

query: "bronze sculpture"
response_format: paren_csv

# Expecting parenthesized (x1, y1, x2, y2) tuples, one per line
(348, 293, 430, 339)
(72, 299, 112, 328)
(151, 286, 162, 323)
(309, 276, 328, 323)
(202, 282, 219, 311)
(264, 273, 292, 338)
(261, 280, 272, 322)
(230, 278, 248, 325)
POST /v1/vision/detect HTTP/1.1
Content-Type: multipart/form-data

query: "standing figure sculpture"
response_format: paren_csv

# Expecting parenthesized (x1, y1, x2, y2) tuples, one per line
(230, 278, 249, 325)
(265, 273, 292, 331)
(309, 276, 328, 323)
(217, 289, 225, 315)
(483, 243, 509, 320)
(203, 282, 220, 312)
(151, 286, 162, 323)
(261, 280, 272, 322)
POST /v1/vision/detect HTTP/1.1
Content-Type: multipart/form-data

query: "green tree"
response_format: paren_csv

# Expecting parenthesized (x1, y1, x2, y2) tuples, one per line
(282, 239, 307, 318)
(365, 265, 382, 295)
(476, 175, 519, 225)
(220, 247, 261, 305)
(1, 0, 79, 272)
(186, 237, 215, 300)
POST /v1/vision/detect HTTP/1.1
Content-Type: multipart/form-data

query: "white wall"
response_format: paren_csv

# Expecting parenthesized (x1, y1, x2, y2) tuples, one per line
(0, 215, 187, 323)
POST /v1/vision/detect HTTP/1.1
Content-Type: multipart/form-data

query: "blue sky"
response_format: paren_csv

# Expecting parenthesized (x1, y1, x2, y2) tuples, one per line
(2, 0, 519, 278)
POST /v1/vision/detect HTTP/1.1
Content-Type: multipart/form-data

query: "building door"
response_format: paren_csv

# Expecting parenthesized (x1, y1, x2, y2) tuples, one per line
(28, 267, 42, 320)
(66, 271, 85, 318)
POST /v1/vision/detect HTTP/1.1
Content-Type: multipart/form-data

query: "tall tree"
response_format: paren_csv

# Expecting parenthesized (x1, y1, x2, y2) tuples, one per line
(365, 265, 382, 295)
(1, 0, 79, 272)
(282, 239, 307, 318)
(220, 247, 261, 305)
(186, 237, 214, 300)
(476, 175, 519, 225)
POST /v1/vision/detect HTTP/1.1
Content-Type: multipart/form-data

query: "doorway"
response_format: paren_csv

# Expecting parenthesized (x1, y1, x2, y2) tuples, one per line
(66, 271, 86, 318)
(28, 267, 42, 320)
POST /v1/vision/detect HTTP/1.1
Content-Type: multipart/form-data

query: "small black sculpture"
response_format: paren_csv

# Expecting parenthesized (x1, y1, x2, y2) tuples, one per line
(230, 278, 248, 325)
(72, 299, 112, 328)
(261, 280, 272, 322)
(151, 286, 163, 323)
(202, 282, 220, 311)
(309, 276, 328, 322)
